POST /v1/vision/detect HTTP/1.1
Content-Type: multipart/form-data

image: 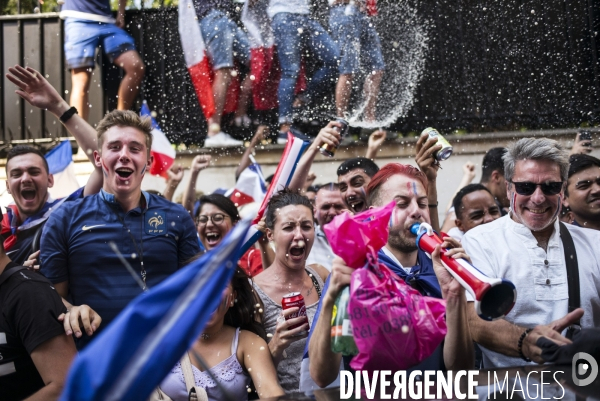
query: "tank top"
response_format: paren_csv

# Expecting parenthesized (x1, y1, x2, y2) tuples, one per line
(252, 266, 324, 393)
(160, 328, 251, 401)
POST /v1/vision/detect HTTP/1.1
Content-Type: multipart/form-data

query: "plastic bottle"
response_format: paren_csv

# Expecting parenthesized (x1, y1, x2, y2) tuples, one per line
(330, 286, 358, 355)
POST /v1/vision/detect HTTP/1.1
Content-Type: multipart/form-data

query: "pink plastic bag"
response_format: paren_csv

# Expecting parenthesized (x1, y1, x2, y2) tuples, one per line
(323, 201, 394, 268)
(324, 201, 448, 371)
(349, 262, 447, 371)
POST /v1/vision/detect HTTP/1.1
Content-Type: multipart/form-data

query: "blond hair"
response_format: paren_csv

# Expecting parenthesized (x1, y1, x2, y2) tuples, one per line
(96, 110, 153, 154)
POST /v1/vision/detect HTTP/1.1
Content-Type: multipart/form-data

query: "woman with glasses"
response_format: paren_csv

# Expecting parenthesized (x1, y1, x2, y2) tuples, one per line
(158, 268, 285, 400)
(195, 194, 273, 277)
(252, 189, 329, 393)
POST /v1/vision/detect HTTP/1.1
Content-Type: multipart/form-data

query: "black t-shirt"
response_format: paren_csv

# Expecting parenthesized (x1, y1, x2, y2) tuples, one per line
(0, 263, 67, 401)
(3, 224, 44, 266)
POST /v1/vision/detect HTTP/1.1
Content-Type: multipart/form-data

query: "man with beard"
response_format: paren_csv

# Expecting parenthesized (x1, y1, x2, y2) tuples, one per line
(306, 183, 345, 270)
(562, 154, 600, 230)
(40, 110, 200, 349)
(305, 163, 474, 391)
(462, 138, 600, 368)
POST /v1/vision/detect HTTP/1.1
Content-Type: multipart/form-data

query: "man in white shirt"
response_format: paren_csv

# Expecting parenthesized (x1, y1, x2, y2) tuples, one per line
(462, 137, 600, 369)
(306, 183, 344, 271)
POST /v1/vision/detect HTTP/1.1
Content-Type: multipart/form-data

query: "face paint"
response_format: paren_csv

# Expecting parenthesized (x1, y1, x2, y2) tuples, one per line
(412, 182, 418, 196)
(101, 159, 109, 177)
(141, 164, 146, 176)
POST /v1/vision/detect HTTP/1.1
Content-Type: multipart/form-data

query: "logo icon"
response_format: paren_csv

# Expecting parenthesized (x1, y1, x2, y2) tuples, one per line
(146, 212, 166, 235)
(148, 215, 163, 229)
(572, 352, 598, 386)
(82, 224, 106, 231)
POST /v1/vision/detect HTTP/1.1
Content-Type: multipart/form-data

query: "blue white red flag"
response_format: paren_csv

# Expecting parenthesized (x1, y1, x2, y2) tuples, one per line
(59, 218, 252, 401)
(239, 133, 309, 253)
(140, 103, 176, 178)
(45, 140, 79, 198)
(227, 159, 267, 207)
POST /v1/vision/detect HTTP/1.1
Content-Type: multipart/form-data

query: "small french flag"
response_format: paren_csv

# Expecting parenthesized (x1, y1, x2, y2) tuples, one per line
(239, 133, 310, 254)
(227, 159, 267, 207)
(45, 140, 79, 198)
(140, 103, 176, 178)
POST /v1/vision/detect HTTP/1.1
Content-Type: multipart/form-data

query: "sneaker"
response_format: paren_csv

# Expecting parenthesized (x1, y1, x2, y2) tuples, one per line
(204, 131, 243, 148)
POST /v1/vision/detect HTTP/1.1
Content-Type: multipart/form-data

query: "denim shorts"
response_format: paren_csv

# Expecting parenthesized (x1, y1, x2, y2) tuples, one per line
(199, 9, 250, 70)
(329, 5, 385, 74)
(64, 19, 136, 70)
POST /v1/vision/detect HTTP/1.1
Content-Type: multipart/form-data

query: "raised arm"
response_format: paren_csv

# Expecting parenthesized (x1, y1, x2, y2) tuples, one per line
(415, 133, 442, 232)
(182, 155, 211, 216)
(287, 121, 342, 192)
(236, 125, 268, 180)
(365, 129, 386, 160)
(163, 164, 184, 202)
(6, 65, 102, 195)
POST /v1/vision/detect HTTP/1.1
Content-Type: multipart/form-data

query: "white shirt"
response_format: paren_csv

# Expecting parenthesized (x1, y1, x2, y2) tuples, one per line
(446, 226, 464, 241)
(306, 225, 335, 271)
(268, 0, 310, 18)
(462, 215, 600, 369)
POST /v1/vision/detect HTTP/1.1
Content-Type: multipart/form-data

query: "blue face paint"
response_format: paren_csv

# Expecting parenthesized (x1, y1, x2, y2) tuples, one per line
(412, 182, 418, 196)
(141, 165, 146, 176)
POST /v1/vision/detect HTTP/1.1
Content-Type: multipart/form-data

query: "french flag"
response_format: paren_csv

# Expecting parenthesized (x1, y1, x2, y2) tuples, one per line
(140, 103, 176, 178)
(239, 133, 310, 254)
(45, 140, 80, 199)
(178, 0, 239, 120)
(227, 159, 267, 207)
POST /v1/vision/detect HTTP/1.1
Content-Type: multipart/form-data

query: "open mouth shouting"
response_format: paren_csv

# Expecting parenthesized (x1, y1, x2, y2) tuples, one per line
(205, 231, 222, 248)
(346, 196, 366, 213)
(115, 167, 134, 180)
(287, 240, 307, 262)
(20, 188, 36, 202)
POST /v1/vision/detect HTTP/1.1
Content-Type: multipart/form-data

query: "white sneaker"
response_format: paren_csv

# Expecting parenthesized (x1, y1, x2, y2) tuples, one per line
(204, 131, 243, 148)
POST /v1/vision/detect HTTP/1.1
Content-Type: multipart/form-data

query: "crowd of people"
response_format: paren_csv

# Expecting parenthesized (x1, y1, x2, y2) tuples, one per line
(56, 0, 386, 147)
(1, 60, 599, 401)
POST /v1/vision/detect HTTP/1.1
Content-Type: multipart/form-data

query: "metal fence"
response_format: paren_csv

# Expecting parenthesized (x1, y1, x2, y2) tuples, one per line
(1, 0, 599, 148)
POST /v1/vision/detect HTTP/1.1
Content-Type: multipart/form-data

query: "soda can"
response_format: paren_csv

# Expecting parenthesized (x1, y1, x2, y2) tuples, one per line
(320, 118, 349, 157)
(421, 127, 453, 161)
(282, 292, 309, 332)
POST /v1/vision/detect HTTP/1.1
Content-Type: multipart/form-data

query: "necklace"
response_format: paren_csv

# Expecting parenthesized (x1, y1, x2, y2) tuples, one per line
(200, 326, 224, 340)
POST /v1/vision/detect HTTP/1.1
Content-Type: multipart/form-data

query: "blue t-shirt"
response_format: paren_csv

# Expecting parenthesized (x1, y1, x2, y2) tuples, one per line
(39, 189, 200, 349)
(60, 0, 114, 23)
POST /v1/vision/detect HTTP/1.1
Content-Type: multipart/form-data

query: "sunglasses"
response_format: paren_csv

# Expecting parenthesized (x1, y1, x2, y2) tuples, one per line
(510, 181, 563, 196)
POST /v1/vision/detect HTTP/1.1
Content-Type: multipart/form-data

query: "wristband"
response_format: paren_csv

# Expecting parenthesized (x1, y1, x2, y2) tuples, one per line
(517, 328, 533, 361)
(428, 202, 438, 208)
(59, 106, 78, 123)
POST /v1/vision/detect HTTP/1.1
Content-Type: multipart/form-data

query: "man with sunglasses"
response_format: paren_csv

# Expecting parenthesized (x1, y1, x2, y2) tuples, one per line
(462, 138, 600, 368)
(563, 154, 600, 231)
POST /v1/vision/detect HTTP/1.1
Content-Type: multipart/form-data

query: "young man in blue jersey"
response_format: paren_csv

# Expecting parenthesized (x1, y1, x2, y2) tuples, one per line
(60, 0, 144, 120)
(40, 110, 201, 349)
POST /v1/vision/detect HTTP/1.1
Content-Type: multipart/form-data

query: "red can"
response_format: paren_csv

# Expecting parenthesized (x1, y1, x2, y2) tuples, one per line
(282, 292, 309, 331)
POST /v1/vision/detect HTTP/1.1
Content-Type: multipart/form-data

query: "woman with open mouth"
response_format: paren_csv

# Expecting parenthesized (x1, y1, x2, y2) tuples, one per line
(251, 189, 330, 393)
(195, 194, 272, 277)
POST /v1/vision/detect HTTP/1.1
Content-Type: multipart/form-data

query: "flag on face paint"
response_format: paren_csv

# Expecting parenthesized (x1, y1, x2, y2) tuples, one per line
(227, 160, 267, 207)
(178, 0, 239, 120)
(45, 140, 80, 198)
(140, 104, 176, 178)
(239, 133, 310, 254)
(59, 218, 251, 401)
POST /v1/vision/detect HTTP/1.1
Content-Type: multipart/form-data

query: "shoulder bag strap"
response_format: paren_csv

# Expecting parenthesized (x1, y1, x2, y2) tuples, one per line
(181, 353, 208, 401)
(0, 264, 27, 287)
(559, 222, 581, 327)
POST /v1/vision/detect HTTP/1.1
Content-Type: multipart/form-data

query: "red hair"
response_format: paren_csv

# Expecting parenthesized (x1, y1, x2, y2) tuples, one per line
(366, 163, 429, 205)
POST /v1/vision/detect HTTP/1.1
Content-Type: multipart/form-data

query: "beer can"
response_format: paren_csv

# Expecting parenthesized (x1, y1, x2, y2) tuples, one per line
(320, 118, 349, 157)
(282, 292, 309, 332)
(421, 127, 453, 161)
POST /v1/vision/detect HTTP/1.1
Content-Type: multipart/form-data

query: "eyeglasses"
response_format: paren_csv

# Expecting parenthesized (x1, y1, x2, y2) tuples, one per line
(197, 213, 229, 225)
(510, 181, 563, 196)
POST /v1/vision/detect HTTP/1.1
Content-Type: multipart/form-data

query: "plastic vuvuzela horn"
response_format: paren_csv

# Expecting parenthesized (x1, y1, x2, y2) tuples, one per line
(410, 222, 517, 321)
